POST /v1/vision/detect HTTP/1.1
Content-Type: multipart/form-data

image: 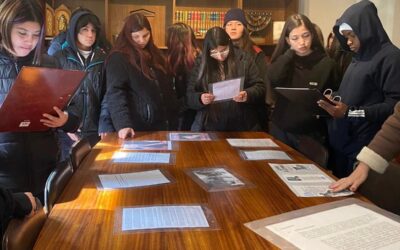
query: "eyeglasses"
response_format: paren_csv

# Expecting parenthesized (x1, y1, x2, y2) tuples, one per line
(323, 88, 341, 102)
(210, 47, 230, 57)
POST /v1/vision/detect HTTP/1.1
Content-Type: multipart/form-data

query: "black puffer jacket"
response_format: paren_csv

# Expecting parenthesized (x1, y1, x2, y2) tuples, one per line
(53, 10, 110, 136)
(106, 52, 178, 131)
(186, 48, 265, 131)
(0, 50, 79, 197)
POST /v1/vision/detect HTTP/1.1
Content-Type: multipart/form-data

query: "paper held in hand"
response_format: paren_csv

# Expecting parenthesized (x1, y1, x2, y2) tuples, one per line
(208, 77, 244, 102)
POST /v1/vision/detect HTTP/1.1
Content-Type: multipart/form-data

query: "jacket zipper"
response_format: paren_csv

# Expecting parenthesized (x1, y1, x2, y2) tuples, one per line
(14, 62, 19, 74)
(146, 104, 151, 122)
(66, 52, 104, 133)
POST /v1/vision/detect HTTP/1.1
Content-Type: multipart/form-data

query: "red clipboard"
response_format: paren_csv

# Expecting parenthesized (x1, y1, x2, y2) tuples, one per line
(0, 66, 86, 132)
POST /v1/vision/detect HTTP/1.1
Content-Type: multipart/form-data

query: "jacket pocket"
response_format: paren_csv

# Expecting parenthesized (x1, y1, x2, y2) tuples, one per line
(134, 97, 153, 124)
(145, 104, 152, 123)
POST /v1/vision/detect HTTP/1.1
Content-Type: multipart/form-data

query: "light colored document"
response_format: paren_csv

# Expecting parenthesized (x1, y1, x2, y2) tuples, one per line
(209, 77, 243, 101)
(122, 205, 209, 231)
(227, 138, 278, 148)
(122, 140, 172, 151)
(269, 163, 353, 197)
(112, 151, 171, 164)
(266, 204, 400, 250)
(98, 169, 170, 189)
(242, 150, 291, 160)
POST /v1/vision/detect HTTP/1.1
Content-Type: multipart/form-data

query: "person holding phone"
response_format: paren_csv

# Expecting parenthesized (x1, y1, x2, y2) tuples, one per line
(318, 1, 400, 178)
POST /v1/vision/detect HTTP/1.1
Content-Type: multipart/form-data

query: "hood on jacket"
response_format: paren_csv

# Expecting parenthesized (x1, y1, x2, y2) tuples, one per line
(333, 0, 390, 61)
(65, 10, 100, 53)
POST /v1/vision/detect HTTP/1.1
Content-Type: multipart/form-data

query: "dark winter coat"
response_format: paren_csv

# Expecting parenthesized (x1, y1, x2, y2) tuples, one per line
(53, 10, 109, 137)
(106, 52, 179, 131)
(187, 48, 265, 131)
(173, 66, 196, 130)
(268, 49, 338, 135)
(0, 50, 79, 197)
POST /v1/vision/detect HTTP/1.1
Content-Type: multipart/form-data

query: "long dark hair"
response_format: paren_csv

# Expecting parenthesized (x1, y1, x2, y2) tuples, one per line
(232, 27, 255, 54)
(166, 22, 200, 76)
(0, 0, 44, 65)
(109, 13, 166, 79)
(270, 14, 325, 62)
(197, 27, 236, 90)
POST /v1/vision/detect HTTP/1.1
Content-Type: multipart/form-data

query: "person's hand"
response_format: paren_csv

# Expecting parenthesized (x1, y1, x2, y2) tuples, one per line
(118, 128, 135, 139)
(329, 162, 370, 192)
(67, 132, 80, 142)
(317, 98, 348, 118)
(201, 93, 215, 105)
(24, 192, 37, 216)
(233, 91, 247, 102)
(41, 107, 68, 128)
(99, 132, 108, 139)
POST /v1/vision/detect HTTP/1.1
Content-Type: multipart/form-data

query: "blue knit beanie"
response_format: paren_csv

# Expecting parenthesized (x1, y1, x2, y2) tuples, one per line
(224, 8, 247, 27)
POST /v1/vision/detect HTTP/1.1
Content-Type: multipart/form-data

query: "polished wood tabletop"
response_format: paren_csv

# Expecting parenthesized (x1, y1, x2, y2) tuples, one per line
(34, 131, 367, 249)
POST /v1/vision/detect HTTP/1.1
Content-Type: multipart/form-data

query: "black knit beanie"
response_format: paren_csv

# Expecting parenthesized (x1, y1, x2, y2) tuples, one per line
(224, 8, 247, 27)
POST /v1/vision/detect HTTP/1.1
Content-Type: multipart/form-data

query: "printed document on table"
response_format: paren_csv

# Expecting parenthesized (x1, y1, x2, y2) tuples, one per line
(242, 150, 291, 160)
(112, 151, 171, 164)
(227, 138, 278, 147)
(98, 169, 170, 189)
(209, 77, 244, 101)
(266, 204, 400, 250)
(122, 205, 209, 231)
(122, 140, 172, 151)
(269, 163, 353, 197)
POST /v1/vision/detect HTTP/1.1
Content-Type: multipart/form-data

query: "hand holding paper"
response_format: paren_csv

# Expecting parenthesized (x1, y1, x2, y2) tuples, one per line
(201, 93, 215, 105)
(208, 77, 244, 102)
(233, 91, 247, 102)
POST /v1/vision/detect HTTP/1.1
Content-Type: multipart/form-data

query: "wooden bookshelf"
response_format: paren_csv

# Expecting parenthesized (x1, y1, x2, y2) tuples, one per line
(47, 0, 298, 47)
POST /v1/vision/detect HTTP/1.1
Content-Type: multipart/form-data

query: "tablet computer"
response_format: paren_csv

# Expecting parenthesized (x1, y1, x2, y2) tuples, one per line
(274, 87, 334, 116)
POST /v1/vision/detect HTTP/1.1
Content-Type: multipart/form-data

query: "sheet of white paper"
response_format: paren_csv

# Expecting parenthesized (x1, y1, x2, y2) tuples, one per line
(122, 205, 210, 231)
(227, 138, 278, 147)
(210, 78, 242, 101)
(98, 169, 170, 189)
(122, 140, 172, 151)
(242, 150, 291, 160)
(269, 163, 353, 197)
(266, 204, 400, 250)
(112, 151, 171, 164)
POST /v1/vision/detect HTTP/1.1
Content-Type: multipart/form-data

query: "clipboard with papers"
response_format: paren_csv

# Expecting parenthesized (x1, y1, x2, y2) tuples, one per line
(0, 66, 86, 132)
(274, 87, 335, 116)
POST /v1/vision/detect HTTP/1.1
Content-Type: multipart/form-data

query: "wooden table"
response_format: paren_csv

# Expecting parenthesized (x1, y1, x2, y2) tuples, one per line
(34, 132, 367, 249)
